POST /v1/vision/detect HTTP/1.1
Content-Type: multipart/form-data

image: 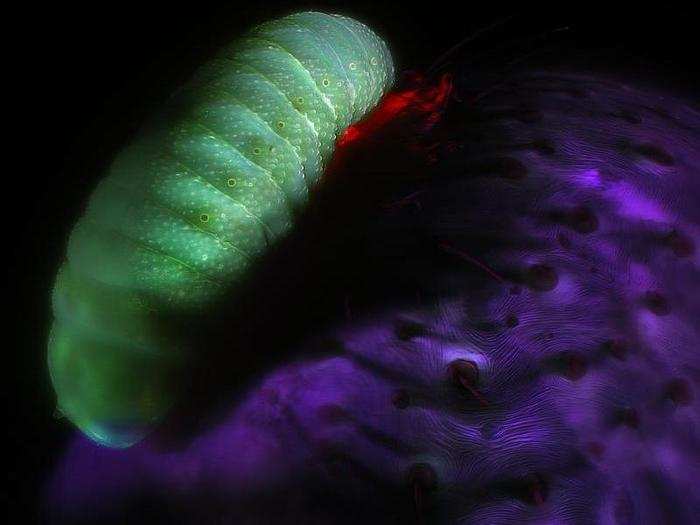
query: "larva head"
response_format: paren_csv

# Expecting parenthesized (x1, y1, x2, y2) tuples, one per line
(249, 11, 395, 134)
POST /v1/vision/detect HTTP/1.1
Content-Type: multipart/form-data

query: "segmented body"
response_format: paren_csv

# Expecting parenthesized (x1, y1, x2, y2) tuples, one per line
(48, 11, 394, 448)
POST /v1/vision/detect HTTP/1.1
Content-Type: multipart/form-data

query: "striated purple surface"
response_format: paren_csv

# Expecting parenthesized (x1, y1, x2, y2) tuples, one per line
(46, 72, 700, 524)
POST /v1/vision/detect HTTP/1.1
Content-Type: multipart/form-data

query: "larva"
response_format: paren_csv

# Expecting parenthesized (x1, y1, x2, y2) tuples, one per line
(48, 11, 394, 448)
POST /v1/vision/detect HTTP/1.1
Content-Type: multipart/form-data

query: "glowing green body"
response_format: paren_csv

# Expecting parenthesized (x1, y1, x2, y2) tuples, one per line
(49, 11, 394, 448)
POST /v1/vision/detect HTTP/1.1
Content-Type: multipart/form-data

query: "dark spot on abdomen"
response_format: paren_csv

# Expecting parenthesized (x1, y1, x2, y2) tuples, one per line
(665, 378, 693, 406)
(643, 291, 671, 315)
(635, 143, 675, 166)
(569, 206, 598, 233)
(394, 319, 428, 341)
(665, 230, 695, 257)
(548, 206, 598, 234)
(525, 264, 559, 291)
(557, 233, 571, 248)
(617, 407, 640, 428)
(392, 389, 410, 409)
(602, 339, 628, 360)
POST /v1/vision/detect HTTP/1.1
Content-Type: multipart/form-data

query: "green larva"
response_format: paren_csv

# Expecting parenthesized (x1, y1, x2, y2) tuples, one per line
(48, 11, 394, 448)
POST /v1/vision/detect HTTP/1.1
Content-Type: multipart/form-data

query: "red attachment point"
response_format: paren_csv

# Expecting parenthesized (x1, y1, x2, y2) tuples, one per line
(335, 73, 453, 149)
(337, 125, 362, 146)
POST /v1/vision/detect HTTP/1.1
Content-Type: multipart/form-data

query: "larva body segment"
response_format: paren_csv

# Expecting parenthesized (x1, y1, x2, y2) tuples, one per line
(48, 11, 394, 448)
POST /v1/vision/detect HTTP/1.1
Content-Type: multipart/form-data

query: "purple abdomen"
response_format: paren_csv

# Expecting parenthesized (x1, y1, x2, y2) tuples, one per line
(47, 71, 700, 524)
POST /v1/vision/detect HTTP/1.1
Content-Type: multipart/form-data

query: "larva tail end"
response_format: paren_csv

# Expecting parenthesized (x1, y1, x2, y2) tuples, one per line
(48, 322, 179, 448)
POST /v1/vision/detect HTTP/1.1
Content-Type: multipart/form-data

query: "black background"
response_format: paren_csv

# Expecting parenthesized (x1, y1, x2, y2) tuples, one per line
(8, 1, 697, 521)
